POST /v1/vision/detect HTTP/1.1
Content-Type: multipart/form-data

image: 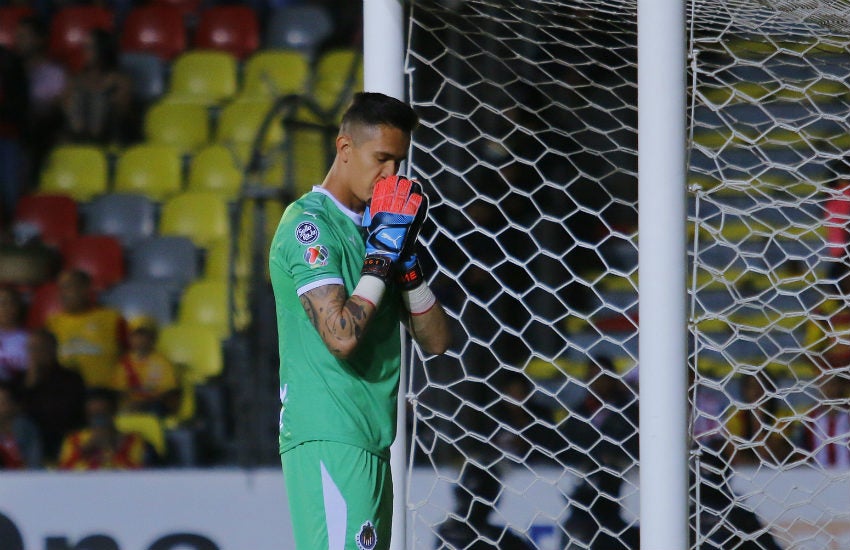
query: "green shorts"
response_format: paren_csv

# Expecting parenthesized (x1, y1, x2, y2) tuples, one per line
(281, 440, 392, 550)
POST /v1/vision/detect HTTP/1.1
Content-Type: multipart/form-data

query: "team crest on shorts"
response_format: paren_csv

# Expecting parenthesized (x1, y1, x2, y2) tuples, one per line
(355, 520, 377, 550)
(295, 221, 320, 244)
(304, 245, 329, 268)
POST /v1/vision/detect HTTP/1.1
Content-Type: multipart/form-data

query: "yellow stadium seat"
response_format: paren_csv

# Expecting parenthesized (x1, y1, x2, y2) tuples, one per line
(177, 280, 230, 339)
(215, 99, 283, 152)
(39, 145, 108, 201)
(157, 323, 224, 382)
(168, 50, 238, 105)
(144, 100, 210, 154)
(114, 144, 183, 201)
(115, 412, 167, 456)
(159, 191, 230, 250)
(240, 49, 310, 99)
(205, 238, 248, 280)
(312, 48, 362, 118)
(187, 144, 243, 200)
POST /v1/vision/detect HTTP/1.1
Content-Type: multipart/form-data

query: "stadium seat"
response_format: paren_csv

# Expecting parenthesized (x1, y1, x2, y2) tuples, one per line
(119, 52, 168, 105)
(187, 145, 243, 200)
(177, 280, 230, 339)
(264, 4, 333, 57)
(0, 5, 34, 49)
(157, 323, 223, 382)
(13, 194, 79, 249)
(25, 281, 61, 329)
(39, 145, 108, 202)
(144, 100, 210, 154)
(194, 5, 260, 60)
(84, 193, 157, 248)
(313, 48, 363, 117)
(61, 235, 125, 291)
(128, 236, 199, 295)
(114, 144, 183, 202)
(101, 280, 174, 326)
(159, 191, 230, 250)
(151, 0, 202, 19)
(48, 5, 115, 72)
(215, 99, 282, 154)
(240, 49, 310, 100)
(168, 50, 238, 105)
(119, 4, 186, 61)
(115, 412, 167, 456)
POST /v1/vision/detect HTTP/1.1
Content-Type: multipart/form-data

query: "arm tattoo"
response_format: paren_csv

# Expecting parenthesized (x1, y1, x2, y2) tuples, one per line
(300, 285, 373, 354)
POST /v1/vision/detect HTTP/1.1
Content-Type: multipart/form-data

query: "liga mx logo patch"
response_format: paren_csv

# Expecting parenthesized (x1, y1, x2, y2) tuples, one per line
(304, 245, 329, 268)
(355, 521, 377, 550)
(295, 221, 320, 244)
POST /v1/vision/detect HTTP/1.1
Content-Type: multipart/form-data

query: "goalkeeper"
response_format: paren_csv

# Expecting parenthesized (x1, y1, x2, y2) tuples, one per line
(269, 92, 451, 550)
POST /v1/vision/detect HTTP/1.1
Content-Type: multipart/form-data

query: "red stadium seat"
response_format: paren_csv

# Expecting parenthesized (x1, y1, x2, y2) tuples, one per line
(194, 6, 260, 60)
(62, 235, 125, 291)
(26, 281, 61, 329)
(151, 0, 202, 18)
(13, 194, 79, 249)
(48, 5, 114, 72)
(120, 4, 186, 61)
(0, 6, 34, 49)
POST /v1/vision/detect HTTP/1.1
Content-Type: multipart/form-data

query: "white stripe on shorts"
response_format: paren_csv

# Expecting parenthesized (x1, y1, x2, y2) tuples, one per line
(321, 461, 347, 550)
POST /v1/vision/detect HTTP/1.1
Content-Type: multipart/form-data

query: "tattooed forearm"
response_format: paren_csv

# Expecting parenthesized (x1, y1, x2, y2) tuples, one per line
(300, 285, 376, 358)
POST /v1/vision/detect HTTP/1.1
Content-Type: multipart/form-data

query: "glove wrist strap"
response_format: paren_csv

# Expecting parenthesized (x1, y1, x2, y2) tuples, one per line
(396, 260, 425, 291)
(361, 255, 393, 283)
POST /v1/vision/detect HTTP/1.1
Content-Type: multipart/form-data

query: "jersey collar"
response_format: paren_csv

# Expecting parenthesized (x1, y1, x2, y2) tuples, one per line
(312, 186, 363, 225)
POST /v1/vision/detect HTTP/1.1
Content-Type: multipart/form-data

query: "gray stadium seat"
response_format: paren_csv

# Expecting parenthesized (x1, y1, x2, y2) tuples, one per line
(128, 236, 199, 297)
(264, 5, 333, 57)
(84, 192, 157, 248)
(101, 280, 175, 326)
(120, 51, 168, 105)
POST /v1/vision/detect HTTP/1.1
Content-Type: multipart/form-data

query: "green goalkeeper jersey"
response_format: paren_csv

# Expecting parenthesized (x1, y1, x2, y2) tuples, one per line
(269, 187, 403, 459)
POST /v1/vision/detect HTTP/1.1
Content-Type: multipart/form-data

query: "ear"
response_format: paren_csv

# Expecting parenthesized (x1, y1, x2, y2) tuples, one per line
(336, 134, 352, 162)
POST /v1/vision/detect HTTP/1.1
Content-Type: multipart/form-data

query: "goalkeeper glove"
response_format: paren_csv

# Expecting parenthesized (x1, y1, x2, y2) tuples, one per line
(361, 175, 424, 283)
(395, 182, 429, 291)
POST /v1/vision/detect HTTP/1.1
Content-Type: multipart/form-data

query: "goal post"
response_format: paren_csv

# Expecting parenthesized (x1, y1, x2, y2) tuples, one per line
(637, 1, 689, 549)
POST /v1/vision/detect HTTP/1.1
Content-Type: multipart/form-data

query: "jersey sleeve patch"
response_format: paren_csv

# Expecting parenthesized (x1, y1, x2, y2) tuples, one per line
(303, 244, 330, 268)
(295, 221, 320, 244)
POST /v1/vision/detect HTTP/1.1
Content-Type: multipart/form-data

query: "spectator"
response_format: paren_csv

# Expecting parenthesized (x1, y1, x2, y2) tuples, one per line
(0, 383, 42, 469)
(19, 328, 86, 464)
(823, 158, 850, 280)
(724, 372, 799, 466)
(62, 28, 137, 145)
(112, 316, 180, 417)
(435, 462, 535, 550)
(690, 451, 783, 550)
(804, 263, 850, 369)
(0, 286, 29, 385)
(800, 372, 850, 468)
(45, 269, 127, 389)
(0, 43, 28, 223)
(57, 388, 148, 470)
(14, 16, 67, 187)
(558, 356, 639, 550)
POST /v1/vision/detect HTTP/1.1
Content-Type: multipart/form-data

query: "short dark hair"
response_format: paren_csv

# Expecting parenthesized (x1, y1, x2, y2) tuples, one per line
(340, 92, 419, 136)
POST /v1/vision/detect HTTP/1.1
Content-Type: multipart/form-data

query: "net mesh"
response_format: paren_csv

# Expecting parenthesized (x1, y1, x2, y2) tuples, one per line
(404, 0, 850, 549)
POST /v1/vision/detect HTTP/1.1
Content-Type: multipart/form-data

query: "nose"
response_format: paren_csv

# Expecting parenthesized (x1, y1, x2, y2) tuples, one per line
(381, 160, 400, 178)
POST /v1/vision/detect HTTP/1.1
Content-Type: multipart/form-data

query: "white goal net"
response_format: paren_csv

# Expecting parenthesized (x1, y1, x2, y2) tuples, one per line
(403, 1, 850, 549)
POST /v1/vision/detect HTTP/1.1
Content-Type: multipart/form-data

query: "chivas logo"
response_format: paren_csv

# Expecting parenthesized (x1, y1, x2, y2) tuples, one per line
(355, 520, 377, 550)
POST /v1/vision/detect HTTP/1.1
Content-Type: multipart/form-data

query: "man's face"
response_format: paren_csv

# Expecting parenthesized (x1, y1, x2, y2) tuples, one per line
(339, 124, 410, 211)
(58, 272, 90, 313)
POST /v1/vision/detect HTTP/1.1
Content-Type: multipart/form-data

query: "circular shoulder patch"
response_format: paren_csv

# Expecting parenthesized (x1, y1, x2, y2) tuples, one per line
(295, 221, 320, 244)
